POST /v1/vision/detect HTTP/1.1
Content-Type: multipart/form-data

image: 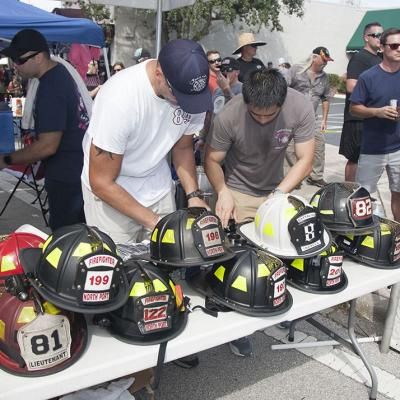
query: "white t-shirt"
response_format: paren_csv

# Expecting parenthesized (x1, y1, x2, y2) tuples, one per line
(82, 60, 205, 206)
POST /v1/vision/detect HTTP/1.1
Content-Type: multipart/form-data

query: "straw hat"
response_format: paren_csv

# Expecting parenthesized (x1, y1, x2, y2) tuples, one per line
(232, 32, 266, 55)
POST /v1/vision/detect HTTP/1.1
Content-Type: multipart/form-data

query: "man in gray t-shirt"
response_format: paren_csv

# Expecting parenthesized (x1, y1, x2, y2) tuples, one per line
(205, 68, 315, 227)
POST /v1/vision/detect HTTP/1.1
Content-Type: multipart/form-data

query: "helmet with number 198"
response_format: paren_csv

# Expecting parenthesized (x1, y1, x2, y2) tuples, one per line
(239, 193, 331, 258)
(0, 289, 87, 376)
(310, 182, 378, 235)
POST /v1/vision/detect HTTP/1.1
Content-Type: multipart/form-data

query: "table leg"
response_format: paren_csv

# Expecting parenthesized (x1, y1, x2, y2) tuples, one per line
(381, 282, 400, 353)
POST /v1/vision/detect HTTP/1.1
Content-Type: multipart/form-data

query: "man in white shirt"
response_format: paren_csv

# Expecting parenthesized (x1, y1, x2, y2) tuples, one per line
(82, 39, 211, 243)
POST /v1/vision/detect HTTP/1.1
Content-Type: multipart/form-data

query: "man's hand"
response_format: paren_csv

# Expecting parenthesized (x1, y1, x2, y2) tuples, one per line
(216, 72, 230, 92)
(320, 119, 327, 131)
(215, 187, 237, 228)
(188, 196, 210, 210)
(375, 106, 399, 120)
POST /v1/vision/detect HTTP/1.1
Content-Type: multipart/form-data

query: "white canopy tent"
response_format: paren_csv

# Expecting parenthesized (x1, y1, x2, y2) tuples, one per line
(92, 0, 197, 54)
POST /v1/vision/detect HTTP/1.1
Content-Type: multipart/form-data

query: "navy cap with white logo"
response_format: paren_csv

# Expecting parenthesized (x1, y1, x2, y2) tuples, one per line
(158, 39, 212, 114)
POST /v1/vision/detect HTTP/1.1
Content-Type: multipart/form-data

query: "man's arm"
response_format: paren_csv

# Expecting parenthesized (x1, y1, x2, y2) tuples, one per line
(279, 139, 315, 193)
(0, 131, 62, 169)
(204, 144, 237, 227)
(350, 103, 398, 120)
(346, 79, 358, 94)
(320, 100, 330, 131)
(88, 143, 159, 231)
(172, 134, 209, 209)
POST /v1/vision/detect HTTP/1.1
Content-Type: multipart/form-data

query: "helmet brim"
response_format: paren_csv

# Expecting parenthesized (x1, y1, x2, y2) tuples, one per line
(324, 215, 380, 235)
(346, 253, 400, 270)
(238, 222, 332, 259)
(286, 271, 348, 294)
(187, 269, 293, 317)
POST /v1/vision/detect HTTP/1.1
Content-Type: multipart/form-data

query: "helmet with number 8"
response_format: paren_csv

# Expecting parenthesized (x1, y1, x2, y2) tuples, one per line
(310, 182, 378, 235)
(19, 224, 129, 314)
(336, 216, 400, 269)
(281, 243, 348, 294)
(0, 288, 87, 376)
(187, 245, 293, 316)
(99, 260, 188, 344)
(239, 193, 331, 258)
(143, 207, 234, 267)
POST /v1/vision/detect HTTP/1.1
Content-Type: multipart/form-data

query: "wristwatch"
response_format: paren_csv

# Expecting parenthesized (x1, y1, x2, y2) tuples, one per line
(3, 155, 12, 166)
(186, 190, 203, 200)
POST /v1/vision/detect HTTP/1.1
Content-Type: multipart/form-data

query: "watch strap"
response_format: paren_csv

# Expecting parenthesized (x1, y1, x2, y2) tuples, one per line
(186, 190, 203, 200)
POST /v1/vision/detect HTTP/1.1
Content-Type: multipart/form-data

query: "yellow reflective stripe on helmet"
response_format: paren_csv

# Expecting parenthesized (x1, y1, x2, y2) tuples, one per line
(254, 213, 261, 228)
(130, 282, 147, 297)
(103, 243, 111, 251)
(263, 222, 274, 237)
(320, 210, 334, 215)
(213, 265, 225, 282)
(258, 263, 270, 278)
(18, 306, 36, 324)
(285, 206, 297, 220)
(321, 251, 327, 256)
(291, 258, 304, 271)
(43, 302, 61, 315)
(380, 223, 391, 235)
(231, 276, 247, 292)
(310, 195, 320, 208)
(46, 247, 62, 269)
(151, 228, 158, 242)
(1, 255, 16, 272)
(162, 229, 175, 244)
(72, 242, 93, 258)
(42, 235, 53, 253)
(169, 279, 176, 296)
(186, 218, 195, 229)
(345, 234, 355, 240)
(153, 279, 168, 292)
(361, 236, 374, 248)
(0, 320, 5, 341)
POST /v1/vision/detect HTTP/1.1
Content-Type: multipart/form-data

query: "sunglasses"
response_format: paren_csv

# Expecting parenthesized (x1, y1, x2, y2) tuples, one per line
(12, 51, 40, 66)
(113, 68, 122, 72)
(383, 43, 400, 50)
(208, 58, 222, 64)
(367, 32, 382, 39)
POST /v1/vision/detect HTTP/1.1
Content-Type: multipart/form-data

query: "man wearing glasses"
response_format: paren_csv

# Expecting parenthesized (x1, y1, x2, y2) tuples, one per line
(0, 29, 88, 230)
(350, 28, 400, 222)
(82, 39, 211, 244)
(207, 50, 222, 94)
(339, 22, 383, 181)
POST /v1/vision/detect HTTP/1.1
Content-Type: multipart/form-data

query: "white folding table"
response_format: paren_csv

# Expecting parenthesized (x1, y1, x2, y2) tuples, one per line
(1, 260, 400, 400)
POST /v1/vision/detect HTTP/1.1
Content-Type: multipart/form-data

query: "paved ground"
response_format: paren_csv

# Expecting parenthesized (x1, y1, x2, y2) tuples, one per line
(1, 97, 400, 399)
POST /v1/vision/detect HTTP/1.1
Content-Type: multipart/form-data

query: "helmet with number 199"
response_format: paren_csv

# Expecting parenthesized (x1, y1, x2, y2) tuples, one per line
(0, 289, 87, 376)
(239, 193, 331, 258)
(310, 182, 378, 235)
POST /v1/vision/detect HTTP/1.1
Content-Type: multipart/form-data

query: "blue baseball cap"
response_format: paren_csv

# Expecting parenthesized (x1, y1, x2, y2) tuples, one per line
(158, 39, 212, 114)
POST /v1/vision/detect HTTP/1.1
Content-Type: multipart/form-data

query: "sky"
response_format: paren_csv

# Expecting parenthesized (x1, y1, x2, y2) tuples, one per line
(20, 0, 400, 12)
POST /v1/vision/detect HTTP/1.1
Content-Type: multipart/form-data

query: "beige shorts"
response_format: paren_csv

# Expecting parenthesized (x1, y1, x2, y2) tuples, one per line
(82, 184, 176, 244)
(229, 188, 270, 223)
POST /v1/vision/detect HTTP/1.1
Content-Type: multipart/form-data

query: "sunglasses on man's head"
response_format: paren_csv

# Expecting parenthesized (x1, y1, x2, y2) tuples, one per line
(208, 58, 222, 64)
(12, 51, 40, 66)
(384, 43, 400, 50)
(367, 32, 382, 39)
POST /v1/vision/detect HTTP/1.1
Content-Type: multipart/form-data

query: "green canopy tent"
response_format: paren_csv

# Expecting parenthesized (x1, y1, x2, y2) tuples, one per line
(346, 8, 400, 52)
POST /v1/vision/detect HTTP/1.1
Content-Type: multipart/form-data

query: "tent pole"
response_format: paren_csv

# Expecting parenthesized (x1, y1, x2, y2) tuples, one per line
(102, 47, 111, 79)
(156, 0, 162, 55)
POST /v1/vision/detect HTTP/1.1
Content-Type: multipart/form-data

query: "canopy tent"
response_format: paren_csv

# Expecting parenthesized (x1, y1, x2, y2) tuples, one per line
(0, 0, 105, 47)
(346, 8, 400, 52)
(92, 0, 196, 54)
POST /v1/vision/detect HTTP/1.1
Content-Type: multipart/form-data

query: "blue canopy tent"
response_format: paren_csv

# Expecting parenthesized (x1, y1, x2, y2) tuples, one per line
(0, 0, 105, 47)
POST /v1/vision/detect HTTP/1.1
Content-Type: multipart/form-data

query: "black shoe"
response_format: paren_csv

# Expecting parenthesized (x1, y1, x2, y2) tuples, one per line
(173, 354, 200, 369)
(306, 178, 327, 188)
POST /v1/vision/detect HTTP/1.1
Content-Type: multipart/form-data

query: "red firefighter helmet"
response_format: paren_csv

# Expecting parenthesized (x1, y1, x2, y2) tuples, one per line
(0, 289, 87, 376)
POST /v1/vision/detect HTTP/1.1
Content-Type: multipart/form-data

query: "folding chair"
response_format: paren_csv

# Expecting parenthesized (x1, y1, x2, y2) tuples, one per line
(0, 132, 49, 226)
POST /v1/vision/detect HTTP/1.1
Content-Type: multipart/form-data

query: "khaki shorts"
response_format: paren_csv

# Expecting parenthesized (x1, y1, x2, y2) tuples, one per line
(229, 188, 270, 223)
(82, 184, 176, 244)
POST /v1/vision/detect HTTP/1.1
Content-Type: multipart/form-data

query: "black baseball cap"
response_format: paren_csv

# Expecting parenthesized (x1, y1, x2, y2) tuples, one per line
(1, 29, 49, 60)
(158, 39, 212, 114)
(312, 46, 334, 61)
(220, 57, 240, 73)
(133, 47, 151, 62)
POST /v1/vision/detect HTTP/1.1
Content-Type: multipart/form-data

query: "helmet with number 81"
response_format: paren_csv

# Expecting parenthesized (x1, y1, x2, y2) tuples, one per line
(0, 288, 87, 376)
(239, 193, 331, 258)
(310, 182, 378, 235)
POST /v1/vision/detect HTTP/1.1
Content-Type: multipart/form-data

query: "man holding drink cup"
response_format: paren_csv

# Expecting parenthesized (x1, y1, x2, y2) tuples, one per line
(350, 28, 400, 221)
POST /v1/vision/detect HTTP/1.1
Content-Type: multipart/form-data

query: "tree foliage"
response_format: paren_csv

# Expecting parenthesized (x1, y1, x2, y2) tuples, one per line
(165, 0, 305, 41)
(64, 0, 111, 23)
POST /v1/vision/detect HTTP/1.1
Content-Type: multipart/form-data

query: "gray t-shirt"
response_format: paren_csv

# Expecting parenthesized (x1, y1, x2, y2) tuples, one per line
(207, 88, 315, 196)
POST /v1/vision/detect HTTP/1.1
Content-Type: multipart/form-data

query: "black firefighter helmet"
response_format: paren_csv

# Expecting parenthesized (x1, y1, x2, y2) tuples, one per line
(146, 207, 234, 267)
(101, 260, 188, 345)
(187, 245, 293, 316)
(282, 243, 348, 294)
(19, 224, 129, 314)
(310, 182, 378, 235)
(0, 288, 87, 376)
(336, 216, 400, 269)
